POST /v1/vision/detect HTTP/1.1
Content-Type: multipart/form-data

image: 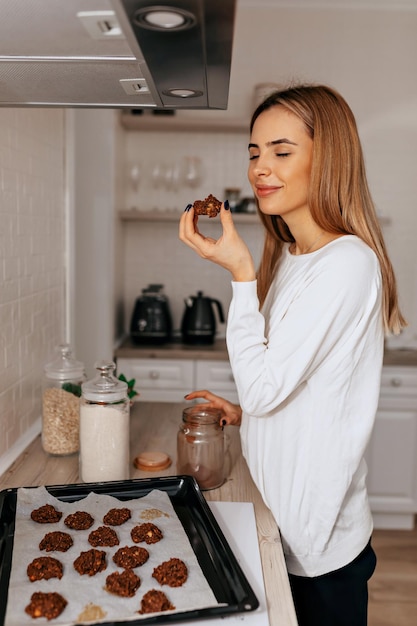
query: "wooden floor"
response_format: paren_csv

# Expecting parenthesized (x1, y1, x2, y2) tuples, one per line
(368, 520, 417, 626)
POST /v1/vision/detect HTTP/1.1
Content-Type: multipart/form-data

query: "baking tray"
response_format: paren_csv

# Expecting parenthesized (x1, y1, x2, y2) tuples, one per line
(0, 475, 259, 625)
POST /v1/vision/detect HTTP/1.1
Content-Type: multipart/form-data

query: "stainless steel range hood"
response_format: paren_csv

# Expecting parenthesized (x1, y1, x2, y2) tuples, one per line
(0, 0, 236, 109)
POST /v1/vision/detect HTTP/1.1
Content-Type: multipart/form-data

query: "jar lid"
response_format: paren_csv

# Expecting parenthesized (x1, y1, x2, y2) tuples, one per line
(44, 344, 85, 381)
(82, 360, 127, 402)
(133, 451, 171, 471)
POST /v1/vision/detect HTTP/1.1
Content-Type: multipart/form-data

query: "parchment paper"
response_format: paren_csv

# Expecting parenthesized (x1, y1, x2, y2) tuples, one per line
(4, 486, 220, 625)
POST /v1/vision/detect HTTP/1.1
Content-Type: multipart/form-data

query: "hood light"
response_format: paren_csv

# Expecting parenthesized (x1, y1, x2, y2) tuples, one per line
(134, 6, 196, 31)
(163, 88, 203, 98)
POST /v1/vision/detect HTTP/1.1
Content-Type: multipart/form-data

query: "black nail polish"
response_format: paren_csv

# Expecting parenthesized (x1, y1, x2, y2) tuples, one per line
(184, 203, 192, 212)
(224, 199, 230, 210)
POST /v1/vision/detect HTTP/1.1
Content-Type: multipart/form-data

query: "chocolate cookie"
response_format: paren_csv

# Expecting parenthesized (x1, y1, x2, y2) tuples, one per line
(131, 522, 163, 545)
(152, 557, 188, 587)
(25, 591, 67, 620)
(193, 194, 222, 218)
(64, 511, 94, 530)
(105, 569, 141, 597)
(73, 549, 107, 576)
(30, 504, 62, 524)
(39, 531, 73, 553)
(103, 507, 131, 526)
(139, 589, 175, 614)
(88, 526, 119, 547)
(113, 545, 149, 569)
(27, 556, 63, 582)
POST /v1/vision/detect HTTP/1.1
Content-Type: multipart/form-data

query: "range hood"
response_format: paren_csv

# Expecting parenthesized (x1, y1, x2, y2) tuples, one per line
(0, 0, 236, 109)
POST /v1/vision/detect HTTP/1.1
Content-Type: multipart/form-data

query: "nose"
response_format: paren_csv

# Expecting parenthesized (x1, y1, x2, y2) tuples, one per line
(253, 156, 272, 177)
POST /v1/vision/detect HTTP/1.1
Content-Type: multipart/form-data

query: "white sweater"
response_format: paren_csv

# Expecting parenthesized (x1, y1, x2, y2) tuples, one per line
(226, 236, 384, 577)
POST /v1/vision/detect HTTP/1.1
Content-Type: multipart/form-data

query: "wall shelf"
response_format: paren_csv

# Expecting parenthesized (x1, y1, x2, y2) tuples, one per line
(119, 111, 249, 134)
(118, 210, 390, 228)
(118, 210, 259, 223)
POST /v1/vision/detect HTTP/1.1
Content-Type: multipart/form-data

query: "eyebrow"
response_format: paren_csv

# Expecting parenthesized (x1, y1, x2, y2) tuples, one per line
(248, 138, 298, 149)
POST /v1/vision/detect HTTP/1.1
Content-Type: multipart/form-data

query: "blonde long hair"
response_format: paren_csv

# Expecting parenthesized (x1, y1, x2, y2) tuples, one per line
(252, 84, 406, 335)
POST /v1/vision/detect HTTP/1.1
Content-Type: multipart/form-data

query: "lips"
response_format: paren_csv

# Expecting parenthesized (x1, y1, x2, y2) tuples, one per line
(255, 185, 282, 198)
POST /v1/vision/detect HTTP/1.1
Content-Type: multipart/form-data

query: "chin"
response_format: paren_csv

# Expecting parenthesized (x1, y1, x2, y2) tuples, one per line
(258, 203, 280, 216)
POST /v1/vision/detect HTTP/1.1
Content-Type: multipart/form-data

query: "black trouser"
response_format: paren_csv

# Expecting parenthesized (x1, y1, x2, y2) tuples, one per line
(288, 540, 377, 626)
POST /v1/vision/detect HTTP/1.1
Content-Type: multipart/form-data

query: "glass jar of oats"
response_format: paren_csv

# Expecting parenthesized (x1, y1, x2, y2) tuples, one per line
(42, 344, 85, 456)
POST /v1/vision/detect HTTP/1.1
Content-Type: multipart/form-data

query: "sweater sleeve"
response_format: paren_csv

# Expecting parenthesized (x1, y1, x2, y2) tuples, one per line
(226, 241, 382, 416)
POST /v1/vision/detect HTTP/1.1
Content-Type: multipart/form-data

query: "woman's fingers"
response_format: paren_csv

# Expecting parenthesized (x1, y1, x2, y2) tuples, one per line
(179, 205, 211, 253)
(179, 205, 222, 259)
(184, 389, 242, 426)
(179, 202, 255, 279)
(185, 389, 218, 402)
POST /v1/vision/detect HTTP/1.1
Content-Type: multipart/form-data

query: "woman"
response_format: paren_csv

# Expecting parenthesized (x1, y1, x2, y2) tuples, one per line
(179, 84, 405, 626)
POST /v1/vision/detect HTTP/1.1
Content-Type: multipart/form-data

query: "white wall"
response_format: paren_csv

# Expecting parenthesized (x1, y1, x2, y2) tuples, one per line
(121, 4, 417, 345)
(122, 129, 262, 335)
(0, 108, 66, 463)
(70, 109, 125, 377)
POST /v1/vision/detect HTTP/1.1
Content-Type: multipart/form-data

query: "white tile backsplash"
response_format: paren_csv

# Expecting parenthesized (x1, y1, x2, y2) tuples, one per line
(122, 129, 262, 338)
(124, 130, 253, 215)
(0, 108, 66, 459)
(123, 218, 264, 338)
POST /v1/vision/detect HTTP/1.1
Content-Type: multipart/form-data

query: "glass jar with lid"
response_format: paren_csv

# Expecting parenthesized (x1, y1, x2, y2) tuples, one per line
(42, 344, 85, 456)
(177, 405, 225, 490)
(79, 360, 130, 483)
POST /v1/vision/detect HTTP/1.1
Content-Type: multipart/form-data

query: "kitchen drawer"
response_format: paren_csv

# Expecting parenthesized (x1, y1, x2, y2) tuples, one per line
(379, 366, 417, 410)
(381, 366, 417, 392)
(195, 360, 239, 403)
(116, 358, 193, 402)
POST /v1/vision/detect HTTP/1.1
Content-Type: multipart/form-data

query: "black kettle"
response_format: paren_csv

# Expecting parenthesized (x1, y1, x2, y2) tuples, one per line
(181, 291, 225, 345)
(130, 284, 172, 345)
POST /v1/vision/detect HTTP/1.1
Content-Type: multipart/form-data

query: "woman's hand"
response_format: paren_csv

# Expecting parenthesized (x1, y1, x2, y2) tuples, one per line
(184, 389, 242, 427)
(179, 203, 256, 282)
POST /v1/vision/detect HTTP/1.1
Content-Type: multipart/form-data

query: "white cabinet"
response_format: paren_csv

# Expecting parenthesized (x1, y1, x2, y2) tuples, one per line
(366, 366, 417, 529)
(116, 357, 238, 403)
(117, 358, 194, 402)
(195, 360, 239, 403)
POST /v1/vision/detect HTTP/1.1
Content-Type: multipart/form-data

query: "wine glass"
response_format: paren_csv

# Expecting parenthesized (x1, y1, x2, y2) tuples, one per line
(151, 162, 164, 189)
(164, 162, 181, 191)
(129, 164, 141, 191)
(183, 156, 202, 188)
(128, 163, 141, 209)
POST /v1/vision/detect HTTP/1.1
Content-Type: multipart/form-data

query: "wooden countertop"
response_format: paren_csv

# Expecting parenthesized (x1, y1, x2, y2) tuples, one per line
(0, 402, 298, 626)
(115, 337, 229, 360)
(115, 337, 417, 368)
(383, 349, 417, 367)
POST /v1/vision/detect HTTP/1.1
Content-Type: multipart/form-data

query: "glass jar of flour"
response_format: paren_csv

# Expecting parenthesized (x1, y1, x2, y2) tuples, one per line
(42, 344, 85, 456)
(79, 361, 130, 483)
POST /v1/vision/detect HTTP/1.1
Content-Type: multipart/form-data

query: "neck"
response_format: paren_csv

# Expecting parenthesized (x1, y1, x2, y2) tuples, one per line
(291, 230, 326, 255)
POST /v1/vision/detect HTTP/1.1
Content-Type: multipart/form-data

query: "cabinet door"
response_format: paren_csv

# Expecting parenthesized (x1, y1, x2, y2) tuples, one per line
(195, 360, 239, 403)
(116, 358, 193, 402)
(366, 408, 417, 529)
(380, 367, 417, 407)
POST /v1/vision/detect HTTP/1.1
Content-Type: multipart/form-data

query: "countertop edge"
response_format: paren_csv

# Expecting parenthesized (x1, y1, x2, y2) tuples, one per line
(115, 338, 417, 367)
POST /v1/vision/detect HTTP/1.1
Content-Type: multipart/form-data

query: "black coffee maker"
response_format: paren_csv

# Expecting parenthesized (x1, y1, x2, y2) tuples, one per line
(181, 291, 225, 345)
(130, 284, 172, 345)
